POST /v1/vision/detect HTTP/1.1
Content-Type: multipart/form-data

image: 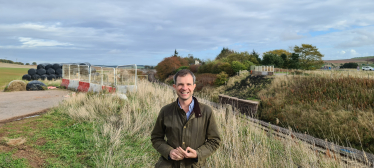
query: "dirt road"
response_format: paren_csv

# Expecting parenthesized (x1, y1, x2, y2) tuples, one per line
(0, 90, 70, 123)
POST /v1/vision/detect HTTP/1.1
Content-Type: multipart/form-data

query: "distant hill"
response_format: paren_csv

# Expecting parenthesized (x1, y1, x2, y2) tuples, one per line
(324, 57, 374, 64)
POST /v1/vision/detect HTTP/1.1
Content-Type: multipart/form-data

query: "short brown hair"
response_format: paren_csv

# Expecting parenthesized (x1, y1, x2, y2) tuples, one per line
(173, 69, 196, 84)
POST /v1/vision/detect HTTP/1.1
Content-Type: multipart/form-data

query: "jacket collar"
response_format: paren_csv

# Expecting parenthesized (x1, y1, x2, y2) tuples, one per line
(175, 96, 202, 118)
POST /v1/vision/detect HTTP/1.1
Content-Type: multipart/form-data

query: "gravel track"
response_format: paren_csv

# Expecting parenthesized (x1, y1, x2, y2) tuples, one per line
(0, 90, 70, 124)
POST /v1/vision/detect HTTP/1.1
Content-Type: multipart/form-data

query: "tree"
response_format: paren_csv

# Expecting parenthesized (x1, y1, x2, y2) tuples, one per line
(261, 53, 284, 68)
(174, 49, 179, 57)
(250, 50, 261, 65)
(293, 44, 324, 69)
(215, 47, 235, 60)
(280, 54, 289, 68)
(26, 63, 30, 65)
(288, 53, 300, 69)
(263, 49, 292, 57)
(32, 62, 37, 65)
(156, 56, 188, 81)
(231, 61, 247, 73)
(225, 51, 259, 65)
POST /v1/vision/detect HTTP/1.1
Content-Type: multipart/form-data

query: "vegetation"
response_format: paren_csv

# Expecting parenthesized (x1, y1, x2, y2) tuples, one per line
(0, 110, 96, 167)
(258, 74, 374, 154)
(0, 67, 29, 90)
(0, 152, 28, 167)
(2, 79, 348, 167)
(293, 44, 324, 70)
(225, 75, 273, 101)
(155, 56, 189, 80)
(0, 59, 25, 65)
(341, 62, 359, 68)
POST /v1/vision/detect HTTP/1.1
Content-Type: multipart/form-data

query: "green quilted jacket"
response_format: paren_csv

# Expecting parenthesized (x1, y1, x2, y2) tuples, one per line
(151, 97, 221, 168)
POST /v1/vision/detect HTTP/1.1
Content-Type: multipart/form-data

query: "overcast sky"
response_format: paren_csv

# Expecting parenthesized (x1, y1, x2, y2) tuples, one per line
(1, 0, 373, 65)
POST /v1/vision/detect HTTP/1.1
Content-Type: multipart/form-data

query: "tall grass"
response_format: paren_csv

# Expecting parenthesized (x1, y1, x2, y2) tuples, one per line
(52, 79, 351, 167)
(259, 74, 374, 154)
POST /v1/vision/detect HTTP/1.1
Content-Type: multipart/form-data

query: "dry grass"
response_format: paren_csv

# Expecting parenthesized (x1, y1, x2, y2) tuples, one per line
(52, 79, 351, 167)
(258, 73, 374, 154)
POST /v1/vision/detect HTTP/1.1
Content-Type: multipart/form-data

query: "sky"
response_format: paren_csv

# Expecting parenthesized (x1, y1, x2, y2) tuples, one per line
(1, 0, 374, 66)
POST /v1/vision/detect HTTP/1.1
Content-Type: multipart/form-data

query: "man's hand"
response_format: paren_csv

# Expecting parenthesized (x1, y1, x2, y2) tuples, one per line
(177, 147, 197, 159)
(170, 148, 184, 161)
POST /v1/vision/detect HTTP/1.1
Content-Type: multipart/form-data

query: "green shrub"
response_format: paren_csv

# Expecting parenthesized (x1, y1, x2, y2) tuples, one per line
(215, 71, 228, 86)
(231, 61, 246, 73)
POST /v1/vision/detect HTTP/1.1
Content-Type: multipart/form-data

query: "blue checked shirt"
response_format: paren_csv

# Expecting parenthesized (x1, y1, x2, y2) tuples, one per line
(178, 98, 195, 119)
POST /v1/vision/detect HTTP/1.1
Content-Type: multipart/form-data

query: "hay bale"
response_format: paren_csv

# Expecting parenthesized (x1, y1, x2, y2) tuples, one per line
(28, 68, 36, 76)
(22, 74, 32, 81)
(40, 74, 48, 80)
(37, 63, 47, 69)
(46, 68, 55, 75)
(4, 80, 26, 91)
(55, 68, 62, 75)
(52, 63, 62, 70)
(32, 74, 41, 80)
(37, 69, 46, 75)
(26, 80, 46, 91)
(47, 74, 56, 81)
(45, 64, 53, 70)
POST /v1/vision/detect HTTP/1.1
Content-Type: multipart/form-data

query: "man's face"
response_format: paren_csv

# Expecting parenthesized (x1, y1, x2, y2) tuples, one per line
(173, 74, 196, 102)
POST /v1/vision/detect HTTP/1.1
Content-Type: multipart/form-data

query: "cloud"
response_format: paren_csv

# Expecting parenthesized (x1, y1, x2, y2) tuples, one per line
(18, 37, 72, 47)
(1, 0, 374, 64)
(341, 50, 346, 54)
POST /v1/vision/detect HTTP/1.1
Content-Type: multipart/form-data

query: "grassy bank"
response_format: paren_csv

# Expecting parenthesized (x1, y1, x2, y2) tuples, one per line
(56, 80, 346, 166)
(258, 74, 374, 154)
(1, 79, 350, 167)
(0, 111, 95, 167)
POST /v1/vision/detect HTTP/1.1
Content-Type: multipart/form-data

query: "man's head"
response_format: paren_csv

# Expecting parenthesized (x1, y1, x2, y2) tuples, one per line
(173, 69, 196, 102)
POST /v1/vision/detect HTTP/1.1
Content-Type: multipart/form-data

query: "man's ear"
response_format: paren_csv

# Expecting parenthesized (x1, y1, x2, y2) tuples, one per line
(193, 83, 196, 90)
(173, 84, 176, 89)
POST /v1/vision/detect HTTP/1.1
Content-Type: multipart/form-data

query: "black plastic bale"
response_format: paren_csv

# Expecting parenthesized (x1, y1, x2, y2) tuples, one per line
(45, 64, 53, 70)
(47, 74, 56, 81)
(37, 64, 46, 69)
(26, 80, 47, 91)
(40, 74, 48, 80)
(56, 74, 62, 79)
(37, 69, 46, 75)
(79, 62, 91, 66)
(22, 74, 32, 81)
(28, 68, 36, 76)
(55, 68, 62, 75)
(31, 74, 41, 80)
(46, 68, 55, 75)
(52, 63, 62, 70)
(91, 67, 96, 73)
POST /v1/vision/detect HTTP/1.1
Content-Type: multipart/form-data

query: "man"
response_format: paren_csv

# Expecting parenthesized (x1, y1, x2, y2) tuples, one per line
(151, 69, 221, 168)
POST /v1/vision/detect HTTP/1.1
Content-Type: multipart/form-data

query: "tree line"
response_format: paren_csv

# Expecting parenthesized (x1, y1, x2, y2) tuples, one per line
(155, 44, 324, 83)
(0, 59, 37, 65)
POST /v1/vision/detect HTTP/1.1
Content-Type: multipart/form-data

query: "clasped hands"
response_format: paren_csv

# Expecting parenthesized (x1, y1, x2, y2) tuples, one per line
(169, 147, 197, 161)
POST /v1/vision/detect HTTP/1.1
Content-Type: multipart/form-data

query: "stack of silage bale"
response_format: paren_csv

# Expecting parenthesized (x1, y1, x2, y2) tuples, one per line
(22, 63, 63, 81)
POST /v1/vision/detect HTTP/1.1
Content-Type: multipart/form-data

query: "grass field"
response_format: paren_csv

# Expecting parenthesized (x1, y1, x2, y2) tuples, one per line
(0, 67, 29, 90)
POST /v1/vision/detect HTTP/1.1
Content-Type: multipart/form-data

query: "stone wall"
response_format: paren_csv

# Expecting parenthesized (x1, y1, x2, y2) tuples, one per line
(219, 94, 259, 117)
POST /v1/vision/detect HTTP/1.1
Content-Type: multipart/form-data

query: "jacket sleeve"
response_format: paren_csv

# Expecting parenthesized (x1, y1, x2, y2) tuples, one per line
(151, 108, 174, 160)
(196, 109, 221, 162)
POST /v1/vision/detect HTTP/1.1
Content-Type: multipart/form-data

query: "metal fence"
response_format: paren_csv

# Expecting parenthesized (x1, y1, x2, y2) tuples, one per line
(62, 64, 138, 92)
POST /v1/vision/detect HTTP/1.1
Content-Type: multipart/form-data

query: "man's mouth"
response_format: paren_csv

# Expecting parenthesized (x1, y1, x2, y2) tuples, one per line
(181, 92, 189, 95)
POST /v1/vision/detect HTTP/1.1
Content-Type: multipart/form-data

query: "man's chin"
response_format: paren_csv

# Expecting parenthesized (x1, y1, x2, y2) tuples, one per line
(179, 95, 192, 101)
